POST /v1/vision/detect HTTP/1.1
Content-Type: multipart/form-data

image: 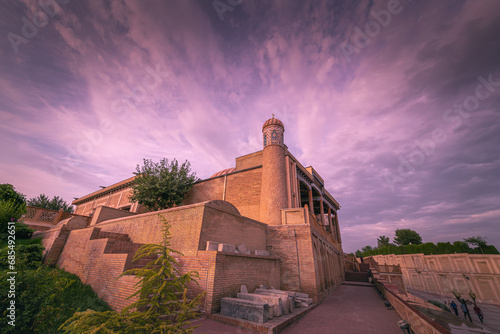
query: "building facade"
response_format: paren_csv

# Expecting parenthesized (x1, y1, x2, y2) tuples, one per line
(38, 117, 345, 311)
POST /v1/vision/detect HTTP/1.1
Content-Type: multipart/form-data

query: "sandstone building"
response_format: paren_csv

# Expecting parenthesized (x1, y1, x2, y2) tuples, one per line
(36, 117, 345, 312)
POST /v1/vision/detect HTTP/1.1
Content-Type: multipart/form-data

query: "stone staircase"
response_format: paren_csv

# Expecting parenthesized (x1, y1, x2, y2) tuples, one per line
(90, 228, 157, 272)
(344, 271, 370, 283)
(343, 262, 373, 286)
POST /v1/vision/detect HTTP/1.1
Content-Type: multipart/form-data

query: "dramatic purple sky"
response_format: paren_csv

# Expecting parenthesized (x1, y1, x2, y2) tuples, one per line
(1, 0, 499, 253)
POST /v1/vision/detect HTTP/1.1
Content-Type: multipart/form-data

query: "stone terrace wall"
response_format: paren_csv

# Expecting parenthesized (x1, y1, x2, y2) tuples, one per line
(91, 202, 207, 256)
(199, 203, 267, 253)
(56, 227, 139, 310)
(371, 253, 500, 305)
(48, 200, 275, 313)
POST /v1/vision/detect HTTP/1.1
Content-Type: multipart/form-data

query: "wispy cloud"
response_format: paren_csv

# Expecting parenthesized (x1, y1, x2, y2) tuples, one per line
(1, 0, 499, 253)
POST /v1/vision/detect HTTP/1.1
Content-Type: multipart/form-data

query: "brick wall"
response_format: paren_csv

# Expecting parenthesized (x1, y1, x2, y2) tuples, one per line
(199, 204, 267, 252)
(225, 167, 262, 221)
(90, 205, 136, 226)
(266, 224, 318, 299)
(185, 167, 263, 222)
(184, 177, 224, 204)
(208, 252, 280, 313)
(235, 151, 263, 170)
(74, 188, 135, 216)
(91, 202, 206, 256)
(56, 227, 140, 310)
(49, 200, 278, 313)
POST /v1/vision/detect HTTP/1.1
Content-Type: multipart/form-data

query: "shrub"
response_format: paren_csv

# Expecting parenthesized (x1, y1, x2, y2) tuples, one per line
(0, 266, 110, 333)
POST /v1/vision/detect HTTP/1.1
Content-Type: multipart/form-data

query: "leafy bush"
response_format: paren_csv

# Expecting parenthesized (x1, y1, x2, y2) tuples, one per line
(0, 242, 43, 270)
(0, 201, 26, 235)
(0, 266, 110, 333)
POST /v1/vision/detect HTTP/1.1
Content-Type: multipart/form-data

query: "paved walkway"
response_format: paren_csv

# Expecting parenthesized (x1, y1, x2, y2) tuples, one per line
(281, 285, 402, 334)
(193, 285, 402, 334)
(407, 287, 500, 334)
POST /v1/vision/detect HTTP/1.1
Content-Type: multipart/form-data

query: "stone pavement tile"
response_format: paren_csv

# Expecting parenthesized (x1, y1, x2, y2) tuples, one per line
(281, 285, 402, 334)
(192, 317, 259, 334)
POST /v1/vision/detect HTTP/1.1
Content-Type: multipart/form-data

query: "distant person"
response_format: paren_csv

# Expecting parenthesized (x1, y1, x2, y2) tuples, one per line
(360, 256, 364, 263)
(450, 301, 458, 315)
(473, 304, 484, 323)
(461, 302, 473, 322)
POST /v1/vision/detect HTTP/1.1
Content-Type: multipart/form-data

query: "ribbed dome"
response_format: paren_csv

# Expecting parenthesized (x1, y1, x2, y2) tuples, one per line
(262, 116, 284, 130)
(210, 167, 236, 178)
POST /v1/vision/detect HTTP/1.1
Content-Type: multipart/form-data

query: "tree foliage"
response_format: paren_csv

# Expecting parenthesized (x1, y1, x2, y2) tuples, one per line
(464, 236, 488, 254)
(356, 241, 499, 257)
(361, 245, 373, 253)
(0, 184, 29, 237)
(377, 235, 390, 248)
(27, 194, 74, 213)
(131, 158, 197, 212)
(394, 228, 422, 246)
(0, 264, 110, 333)
(60, 216, 204, 334)
(0, 183, 26, 208)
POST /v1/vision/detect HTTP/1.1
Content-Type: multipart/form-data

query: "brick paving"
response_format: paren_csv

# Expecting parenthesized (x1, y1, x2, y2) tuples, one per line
(193, 285, 403, 334)
(281, 285, 402, 334)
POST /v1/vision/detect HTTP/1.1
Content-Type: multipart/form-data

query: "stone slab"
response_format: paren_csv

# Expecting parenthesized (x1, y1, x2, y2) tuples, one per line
(254, 290, 294, 314)
(220, 297, 269, 323)
(206, 241, 219, 251)
(254, 250, 270, 256)
(218, 243, 236, 253)
(237, 292, 284, 317)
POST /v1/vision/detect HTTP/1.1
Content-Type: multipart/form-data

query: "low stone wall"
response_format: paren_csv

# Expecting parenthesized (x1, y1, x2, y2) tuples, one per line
(378, 283, 448, 334)
(371, 253, 500, 305)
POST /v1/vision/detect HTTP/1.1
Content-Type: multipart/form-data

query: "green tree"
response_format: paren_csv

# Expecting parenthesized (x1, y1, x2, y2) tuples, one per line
(377, 235, 390, 248)
(361, 245, 373, 255)
(28, 194, 74, 213)
(0, 184, 28, 236)
(464, 236, 488, 254)
(60, 216, 203, 333)
(131, 158, 197, 212)
(0, 183, 26, 207)
(394, 228, 423, 246)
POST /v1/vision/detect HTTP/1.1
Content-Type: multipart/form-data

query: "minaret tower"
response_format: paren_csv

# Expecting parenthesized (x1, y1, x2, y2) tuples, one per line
(260, 115, 288, 225)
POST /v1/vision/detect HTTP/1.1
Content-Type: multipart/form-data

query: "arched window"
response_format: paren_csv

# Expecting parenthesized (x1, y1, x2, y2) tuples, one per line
(271, 130, 278, 144)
